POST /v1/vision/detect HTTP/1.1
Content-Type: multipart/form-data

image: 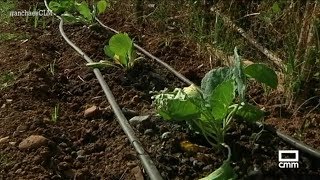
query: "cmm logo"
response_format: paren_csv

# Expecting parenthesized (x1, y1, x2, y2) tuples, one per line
(278, 150, 299, 169)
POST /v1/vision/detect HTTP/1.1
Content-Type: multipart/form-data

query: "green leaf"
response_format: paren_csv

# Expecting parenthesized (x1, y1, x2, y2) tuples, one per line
(235, 103, 264, 122)
(201, 67, 232, 101)
(244, 63, 278, 89)
(109, 33, 133, 57)
(108, 33, 133, 66)
(48, 1, 62, 13)
(97, 0, 109, 14)
(233, 47, 246, 101)
(210, 80, 235, 120)
(200, 160, 237, 180)
(104, 45, 115, 58)
(75, 2, 92, 21)
(153, 88, 200, 121)
(61, 13, 79, 23)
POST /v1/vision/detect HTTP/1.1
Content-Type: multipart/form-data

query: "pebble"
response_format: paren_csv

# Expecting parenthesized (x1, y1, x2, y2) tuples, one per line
(202, 164, 213, 171)
(131, 166, 144, 180)
(0, 136, 9, 144)
(16, 124, 28, 132)
(129, 115, 150, 126)
(122, 108, 138, 117)
(77, 150, 85, 156)
(58, 162, 70, 171)
(144, 129, 153, 135)
(18, 135, 48, 150)
(15, 168, 22, 174)
(9, 142, 16, 146)
(84, 106, 99, 117)
(161, 132, 171, 140)
(59, 142, 68, 148)
(76, 155, 85, 162)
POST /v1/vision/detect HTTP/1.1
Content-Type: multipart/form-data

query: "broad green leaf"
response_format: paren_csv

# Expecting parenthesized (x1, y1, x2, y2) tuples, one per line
(157, 100, 200, 121)
(61, 0, 76, 12)
(233, 47, 246, 101)
(104, 45, 115, 58)
(62, 13, 79, 23)
(201, 67, 232, 101)
(200, 160, 237, 180)
(235, 103, 264, 122)
(210, 80, 235, 120)
(48, 2, 62, 13)
(75, 2, 92, 21)
(109, 33, 133, 57)
(118, 55, 128, 66)
(244, 63, 278, 89)
(153, 89, 200, 121)
(97, 0, 109, 14)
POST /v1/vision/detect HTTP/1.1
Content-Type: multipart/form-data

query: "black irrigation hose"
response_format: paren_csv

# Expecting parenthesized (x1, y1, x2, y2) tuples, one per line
(94, 18, 320, 160)
(95, 18, 195, 86)
(259, 122, 320, 159)
(44, 1, 163, 180)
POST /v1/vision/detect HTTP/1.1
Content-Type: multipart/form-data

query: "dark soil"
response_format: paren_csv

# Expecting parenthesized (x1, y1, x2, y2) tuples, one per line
(0, 1, 319, 180)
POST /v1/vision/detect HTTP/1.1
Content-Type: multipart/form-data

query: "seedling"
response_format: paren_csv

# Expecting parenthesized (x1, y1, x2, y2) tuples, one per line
(152, 47, 278, 148)
(0, 72, 15, 90)
(48, 0, 110, 24)
(49, 59, 57, 76)
(86, 33, 140, 70)
(51, 105, 59, 123)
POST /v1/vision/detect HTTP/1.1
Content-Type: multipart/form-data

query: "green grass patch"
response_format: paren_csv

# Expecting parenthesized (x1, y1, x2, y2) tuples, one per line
(0, 0, 16, 24)
(0, 32, 28, 42)
(0, 71, 15, 91)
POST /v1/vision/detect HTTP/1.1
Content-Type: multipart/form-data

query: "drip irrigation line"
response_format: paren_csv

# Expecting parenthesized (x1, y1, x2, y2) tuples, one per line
(94, 19, 320, 160)
(95, 17, 195, 86)
(258, 122, 320, 159)
(44, 1, 163, 179)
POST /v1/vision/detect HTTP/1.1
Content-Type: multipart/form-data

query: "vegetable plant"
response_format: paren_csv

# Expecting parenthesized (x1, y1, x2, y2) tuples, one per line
(152, 47, 278, 148)
(86, 33, 139, 70)
(48, 0, 109, 24)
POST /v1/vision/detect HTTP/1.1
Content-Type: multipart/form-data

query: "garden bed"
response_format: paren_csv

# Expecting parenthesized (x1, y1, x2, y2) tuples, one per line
(0, 0, 319, 179)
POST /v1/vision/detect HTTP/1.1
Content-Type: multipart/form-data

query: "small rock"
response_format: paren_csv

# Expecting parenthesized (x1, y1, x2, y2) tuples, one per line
(131, 166, 144, 180)
(126, 162, 137, 168)
(12, 131, 20, 137)
(18, 135, 48, 150)
(9, 142, 16, 146)
(129, 115, 150, 126)
(64, 169, 75, 178)
(161, 132, 171, 140)
(59, 142, 68, 148)
(202, 164, 213, 171)
(0, 136, 9, 144)
(122, 108, 138, 117)
(144, 129, 153, 135)
(58, 162, 70, 171)
(15, 168, 22, 174)
(147, 4, 155, 8)
(76, 155, 85, 162)
(16, 124, 28, 132)
(1, 104, 5, 108)
(77, 150, 85, 156)
(84, 106, 99, 118)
